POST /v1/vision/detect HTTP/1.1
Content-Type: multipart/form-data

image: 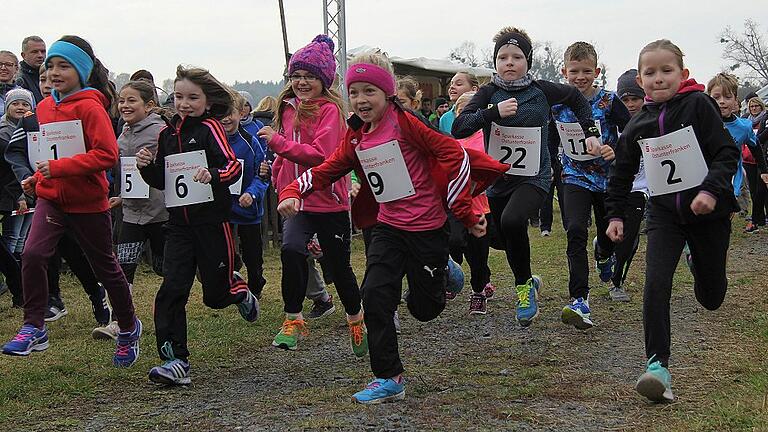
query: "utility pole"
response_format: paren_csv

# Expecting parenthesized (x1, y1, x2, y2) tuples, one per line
(322, 0, 347, 97)
(278, 0, 290, 74)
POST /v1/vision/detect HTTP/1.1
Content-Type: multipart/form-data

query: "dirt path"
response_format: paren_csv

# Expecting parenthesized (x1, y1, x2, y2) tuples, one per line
(26, 232, 768, 431)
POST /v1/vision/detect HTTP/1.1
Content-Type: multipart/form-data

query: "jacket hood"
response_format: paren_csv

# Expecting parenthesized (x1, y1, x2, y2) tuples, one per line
(123, 112, 165, 135)
(644, 79, 705, 106)
(52, 88, 110, 108)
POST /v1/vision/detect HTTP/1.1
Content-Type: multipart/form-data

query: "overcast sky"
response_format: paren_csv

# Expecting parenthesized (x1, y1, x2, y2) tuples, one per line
(1, 0, 765, 89)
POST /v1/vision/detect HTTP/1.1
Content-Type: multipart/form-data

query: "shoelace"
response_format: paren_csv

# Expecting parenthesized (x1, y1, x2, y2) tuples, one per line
(281, 319, 307, 337)
(365, 380, 382, 390)
(470, 294, 484, 309)
(160, 341, 177, 361)
(349, 322, 365, 345)
(115, 344, 131, 357)
(516, 285, 530, 307)
(12, 328, 35, 342)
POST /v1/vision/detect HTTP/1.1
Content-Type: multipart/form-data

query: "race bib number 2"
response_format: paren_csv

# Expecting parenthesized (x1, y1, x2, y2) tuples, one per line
(355, 140, 415, 203)
(487, 123, 541, 177)
(164, 150, 214, 207)
(639, 126, 708, 196)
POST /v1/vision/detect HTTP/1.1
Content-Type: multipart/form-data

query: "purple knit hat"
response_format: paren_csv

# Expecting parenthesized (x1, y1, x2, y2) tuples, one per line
(289, 35, 337, 88)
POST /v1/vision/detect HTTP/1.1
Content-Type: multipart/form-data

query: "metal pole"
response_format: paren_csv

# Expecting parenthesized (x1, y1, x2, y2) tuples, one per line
(279, 0, 291, 70)
(322, 0, 347, 98)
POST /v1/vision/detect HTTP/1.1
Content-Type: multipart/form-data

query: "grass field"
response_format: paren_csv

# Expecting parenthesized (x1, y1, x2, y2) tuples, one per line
(0, 214, 766, 431)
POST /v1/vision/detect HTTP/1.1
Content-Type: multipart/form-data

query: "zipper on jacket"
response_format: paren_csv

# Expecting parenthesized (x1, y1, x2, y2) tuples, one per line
(658, 105, 684, 223)
(176, 118, 190, 225)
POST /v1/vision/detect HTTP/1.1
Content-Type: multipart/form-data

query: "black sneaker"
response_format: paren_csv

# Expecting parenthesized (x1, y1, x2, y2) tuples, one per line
(307, 295, 336, 319)
(90, 284, 111, 324)
(44, 297, 68, 322)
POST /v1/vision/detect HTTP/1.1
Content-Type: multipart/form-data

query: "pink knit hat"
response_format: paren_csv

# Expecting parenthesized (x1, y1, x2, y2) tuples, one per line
(345, 63, 396, 97)
(288, 35, 337, 88)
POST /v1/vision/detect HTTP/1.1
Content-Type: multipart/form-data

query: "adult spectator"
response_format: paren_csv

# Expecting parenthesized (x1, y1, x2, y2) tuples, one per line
(0, 51, 20, 117)
(15, 36, 46, 103)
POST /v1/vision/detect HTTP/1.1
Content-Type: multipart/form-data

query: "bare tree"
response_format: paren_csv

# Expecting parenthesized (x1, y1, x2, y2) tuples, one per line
(449, 41, 481, 67)
(720, 19, 768, 86)
(530, 41, 564, 83)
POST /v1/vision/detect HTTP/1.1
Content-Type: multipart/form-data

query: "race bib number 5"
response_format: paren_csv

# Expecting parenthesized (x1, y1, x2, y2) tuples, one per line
(355, 140, 415, 203)
(164, 150, 214, 207)
(120, 156, 150, 198)
(639, 126, 708, 196)
(487, 124, 541, 177)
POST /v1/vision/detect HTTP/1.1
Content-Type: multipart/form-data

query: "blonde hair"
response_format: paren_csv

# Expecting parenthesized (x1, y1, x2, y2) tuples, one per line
(493, 27, 531, 45)
(455, 91, 476, 116)
(273, 82, 345, 134)
(453, 71, 480, 90)
(706, 72, 739, 98)
(748, 97, 765, 111)
(396, 76, 422, 110)
(564, 41, 598, 66)
(348, 50, 395, 77)
(255, 96, 278, 113)
(230, 90, 246, 113)
(638, 39, 685, 71)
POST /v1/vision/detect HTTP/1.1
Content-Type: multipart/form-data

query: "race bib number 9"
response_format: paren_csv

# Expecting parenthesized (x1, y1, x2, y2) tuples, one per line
(164, 150, 214, 208)
(556, 121, 601, 161)
(487, 124, 541, 176)
(120, 156, 150, 198)
(639, 126, 708, 196)
(355, 140, 415, 203)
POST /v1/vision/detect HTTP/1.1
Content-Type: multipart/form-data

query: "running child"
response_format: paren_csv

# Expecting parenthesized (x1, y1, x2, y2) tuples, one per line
(554, 41, 631, 328)
(257, 35, 364, 354)
(1, 36, 141, 367)
(606, 39, 750, 402)
(278, 51, 507, 404)
(137, 65, 259, 385)
(453, 27, 600, 327)
(439, 71, 479, 134)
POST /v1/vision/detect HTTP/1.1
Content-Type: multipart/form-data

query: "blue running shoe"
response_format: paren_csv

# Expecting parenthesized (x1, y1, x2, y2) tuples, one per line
(113, 318, 142, 367)
(2, 324, 48, 356)
(635, 356, 674, 402)
(445, 259, 464, 296)
(352, 378, 405, 404)
(593, 237, 616, 282)
(561, 297, 594, 330)
(237, 289, 260, 322)
(149, 343, 191, 385)
(515, 276, 542, 327)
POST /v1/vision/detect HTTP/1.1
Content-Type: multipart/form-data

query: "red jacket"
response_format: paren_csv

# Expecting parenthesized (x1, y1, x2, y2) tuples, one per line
(279, 105, 509, 229)
(35, 89, 116, 213)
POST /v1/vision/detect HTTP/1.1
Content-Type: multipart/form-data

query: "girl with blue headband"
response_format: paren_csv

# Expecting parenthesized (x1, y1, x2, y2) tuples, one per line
(1, 36, 141, 369)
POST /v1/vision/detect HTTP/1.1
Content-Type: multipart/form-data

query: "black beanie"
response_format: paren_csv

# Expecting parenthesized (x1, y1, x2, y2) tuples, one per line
(617, 69, 645, 99)
(493, 32, 533, 69)
(434, 97, 449, 108)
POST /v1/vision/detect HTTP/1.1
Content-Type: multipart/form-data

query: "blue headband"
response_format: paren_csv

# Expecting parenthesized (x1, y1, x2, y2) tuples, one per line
(45, 40, 94, 86)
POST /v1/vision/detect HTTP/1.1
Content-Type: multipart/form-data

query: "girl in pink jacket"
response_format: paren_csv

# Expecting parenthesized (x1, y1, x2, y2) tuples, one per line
(258, 35, 364, 355)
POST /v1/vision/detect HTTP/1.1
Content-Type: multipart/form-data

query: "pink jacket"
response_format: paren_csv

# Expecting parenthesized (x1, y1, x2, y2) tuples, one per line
(270, 97, 349, 213)
(458, 131, 491, 215)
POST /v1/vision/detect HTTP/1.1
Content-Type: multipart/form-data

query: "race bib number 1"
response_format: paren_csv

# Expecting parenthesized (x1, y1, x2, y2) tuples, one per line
(556, 121, 601, 161)
(487, 123, 541, 177)
(639, 126, 708, 196)
(39, 120, 86, 162)
(355, 140, 415, 203)
(120, 157, 150, 198)
(164, 150, 214, 207)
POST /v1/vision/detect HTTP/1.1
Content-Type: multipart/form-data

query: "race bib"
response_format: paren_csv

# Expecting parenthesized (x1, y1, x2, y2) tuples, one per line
(556, 121, 601, 161)
(229, 159, 246, 195)
(355, 140, 415, 203)
(164, 150, 214, 208)
(639, 126, 708, 196)
(26, 132, 42, 168)
(120, 157, 150, 199)
(38, 120, 86, 163)
(487, 124, 541, 176)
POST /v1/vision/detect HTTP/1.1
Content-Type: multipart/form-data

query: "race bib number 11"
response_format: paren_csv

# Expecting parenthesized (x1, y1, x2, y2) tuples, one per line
(164, 150, 214, 207)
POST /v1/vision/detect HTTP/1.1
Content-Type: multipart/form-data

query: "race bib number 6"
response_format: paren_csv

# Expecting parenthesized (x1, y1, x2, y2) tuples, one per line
(164, 150, 214, 207)
(639, 126, 708, 196)
(487, 123, 541, 177)
(355, 140, 415, 203)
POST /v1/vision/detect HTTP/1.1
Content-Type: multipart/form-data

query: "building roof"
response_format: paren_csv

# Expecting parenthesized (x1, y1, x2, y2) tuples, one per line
(348, 46, 494, 79)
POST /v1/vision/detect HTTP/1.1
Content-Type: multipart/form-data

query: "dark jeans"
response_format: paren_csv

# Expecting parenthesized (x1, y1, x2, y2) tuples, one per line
(563, 183, 614, 299)
(155, 222, 248, 361)
(280, 211, 360, 315)
(363, 224, 448, 378)
(745, 163, 767, 226)
(643, 203, 730, 366)
(22, 199, 135, 330)
(447, 213, 491, 293)
(233, 223, 266, 297)
(488, 184, 547, 285)
(612, 192, 647, 288)
(116, 221, 166, 284)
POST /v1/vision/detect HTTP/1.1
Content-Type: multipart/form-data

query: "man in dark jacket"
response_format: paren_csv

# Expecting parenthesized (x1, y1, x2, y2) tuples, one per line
(15, 36, 46, 103)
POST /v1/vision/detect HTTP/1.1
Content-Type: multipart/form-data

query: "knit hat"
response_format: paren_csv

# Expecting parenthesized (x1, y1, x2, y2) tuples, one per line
(4, 88, 35, 113)
(238, 91, 255, 110)
(434, 97, 449, 108)
(289, 35, 337, 89)
(617, 69, 645, 99)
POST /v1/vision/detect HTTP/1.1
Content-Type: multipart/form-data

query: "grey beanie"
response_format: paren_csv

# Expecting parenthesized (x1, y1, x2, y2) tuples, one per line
(4, 88, 35, 114)
(616, 69, 645, 99)
(238, 91, 255, 110)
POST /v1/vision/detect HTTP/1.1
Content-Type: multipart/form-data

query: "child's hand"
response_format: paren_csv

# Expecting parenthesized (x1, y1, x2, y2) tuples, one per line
(136, 148, 154, 168)
(109, 197, 122, 209)
(17, 200, 28, 214)
(193, 167, 212, 184)
(239, 193, 254, 208)
(469, 214, 487, 238)
(278, 198, 300, 218)
(690, 191, 717, 215)
(349, 182, 361, 198)
(585, 137, 602, 157)
(606, 220, 624, 242)
(35, 160, 51, 179)
(257, 126, 276, 143)
(599, 144, 615, 161)
(762, 173, 768, 185)
(21, 176, 37, 196)
(259, 160, 270, 178)
(496, 98, 518, 118)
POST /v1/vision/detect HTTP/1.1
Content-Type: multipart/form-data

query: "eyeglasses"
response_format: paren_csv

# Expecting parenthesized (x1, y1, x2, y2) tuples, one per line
(287, 74, 318, 83)
(0, 62, 17, 69)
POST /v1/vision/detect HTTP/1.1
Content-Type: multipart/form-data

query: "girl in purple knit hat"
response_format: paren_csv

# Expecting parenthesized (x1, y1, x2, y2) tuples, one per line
(257, 35, 366, 356)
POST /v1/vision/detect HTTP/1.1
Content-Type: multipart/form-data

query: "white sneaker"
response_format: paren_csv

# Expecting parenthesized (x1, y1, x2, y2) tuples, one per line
(92, 321, 120, 340)
(540, 230, 551, 237)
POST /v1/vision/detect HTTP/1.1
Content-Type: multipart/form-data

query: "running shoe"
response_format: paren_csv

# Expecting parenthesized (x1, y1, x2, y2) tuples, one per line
(352, 378, 405, 404)
(469, 292, 487, 315)
(561, 297, 594, 330)
(635, 355, 674, 402)
(272, 318, 308, 350)
(593, 237, 616, 283)
(745, 223, 760, 234)
(348, 319, 368, 358)
(149, 342, 191, 385)
(609, 285, 631, 302)
(515, 276, 541, 327)
(2, 324, 48, 356)
(482, 282, 496, 300)
(237, 289, 260, 322)
(307, 295, 336, 319)
(92, 321, 119, 341)
(44, 297, 68, 322)
(113, 317, 142, 367)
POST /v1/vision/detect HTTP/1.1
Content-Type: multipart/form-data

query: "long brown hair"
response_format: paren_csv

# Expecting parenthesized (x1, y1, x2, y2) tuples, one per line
(174, 65, 233, 119)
